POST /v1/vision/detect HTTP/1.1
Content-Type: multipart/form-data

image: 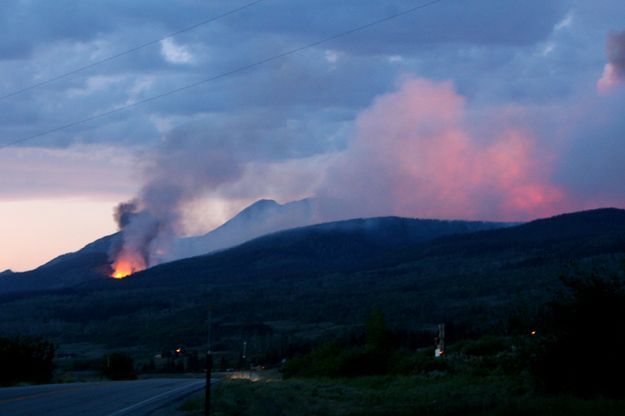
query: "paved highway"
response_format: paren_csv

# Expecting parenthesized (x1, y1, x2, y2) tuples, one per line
(0, 378, 205, 416)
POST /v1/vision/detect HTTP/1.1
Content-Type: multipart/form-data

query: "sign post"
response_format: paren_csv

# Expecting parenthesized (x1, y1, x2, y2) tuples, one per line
(205, 351, 212, 416)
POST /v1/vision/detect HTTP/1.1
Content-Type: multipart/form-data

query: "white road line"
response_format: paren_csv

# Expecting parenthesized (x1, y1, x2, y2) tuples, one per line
(106, 380, 205, 416)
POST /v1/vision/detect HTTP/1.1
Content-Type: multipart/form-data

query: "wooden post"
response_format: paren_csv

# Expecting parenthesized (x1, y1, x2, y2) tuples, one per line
(205, 351, 212, 416)
(205, 304, 213, 415)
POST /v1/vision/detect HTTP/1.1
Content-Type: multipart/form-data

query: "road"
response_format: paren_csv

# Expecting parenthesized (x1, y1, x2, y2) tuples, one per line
(0, 378, 206, 416)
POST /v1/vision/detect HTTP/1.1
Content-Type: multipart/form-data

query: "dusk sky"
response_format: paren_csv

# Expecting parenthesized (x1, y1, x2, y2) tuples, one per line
(1, 0, 624, 272)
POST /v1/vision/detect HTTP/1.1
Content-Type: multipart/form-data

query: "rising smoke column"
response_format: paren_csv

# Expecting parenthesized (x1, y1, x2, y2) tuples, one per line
(109, 128, 245, 275)
(109, 200, 159, 276)
(598, 30, 625, 94)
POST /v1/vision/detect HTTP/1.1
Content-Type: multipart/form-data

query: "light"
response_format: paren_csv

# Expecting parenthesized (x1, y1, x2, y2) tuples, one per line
(110, 250, 146, 279)
(111, 259, 135, 279)
(530, 330, 537, 336)
(228, 372, 260, 382)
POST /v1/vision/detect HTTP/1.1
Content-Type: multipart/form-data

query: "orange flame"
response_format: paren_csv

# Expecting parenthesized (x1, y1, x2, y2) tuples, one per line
(111, 250, 145, 279)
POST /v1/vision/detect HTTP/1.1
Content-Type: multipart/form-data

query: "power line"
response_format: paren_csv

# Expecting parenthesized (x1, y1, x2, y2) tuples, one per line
(0, 0, 265, 101)
(0, 0, 445, 150)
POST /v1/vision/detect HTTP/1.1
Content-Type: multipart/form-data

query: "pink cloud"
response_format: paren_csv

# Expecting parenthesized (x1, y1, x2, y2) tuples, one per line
(598, 64, 623, 94)
(597, 30, 625, 94)
(317, 78, 566, 222)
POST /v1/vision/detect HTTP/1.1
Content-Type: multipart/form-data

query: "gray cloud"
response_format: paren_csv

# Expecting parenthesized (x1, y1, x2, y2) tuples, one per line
(597, 30, 625, 92)
(1, 0, 624, 222)
(553, 90, 625, 202)
(0, 144, 137, 200)
(606, 31, 625, 74)
(0, 0, 573, 150)
(226, 0, 571, 52)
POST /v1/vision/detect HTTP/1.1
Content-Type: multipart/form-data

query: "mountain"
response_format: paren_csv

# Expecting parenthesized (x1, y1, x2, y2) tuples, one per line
(128, 216, 508, 287)
(0, 199, 314, 293)
(0, 199, 505, 292)
(374, 207, 625, 266)
(0, 233, 120, 293)
(112, 208, 625, 295)
(161, 198, 316, 262)
(0, 208, 623, 353)
(99, 207, 625, 335)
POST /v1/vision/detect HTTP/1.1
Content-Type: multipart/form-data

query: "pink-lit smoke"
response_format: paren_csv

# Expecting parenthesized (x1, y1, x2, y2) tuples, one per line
(110, 29, 625, 272)
(316, 78, 566, 222)
(597, 30, 625, 94)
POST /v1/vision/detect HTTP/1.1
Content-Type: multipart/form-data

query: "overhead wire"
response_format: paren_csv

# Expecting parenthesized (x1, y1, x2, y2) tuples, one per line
(0, 0, 445, 150)
(0, 0, 266, 101)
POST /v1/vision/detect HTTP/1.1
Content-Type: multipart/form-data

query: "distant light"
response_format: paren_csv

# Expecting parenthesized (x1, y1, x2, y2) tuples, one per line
(530, 330, 537, 336)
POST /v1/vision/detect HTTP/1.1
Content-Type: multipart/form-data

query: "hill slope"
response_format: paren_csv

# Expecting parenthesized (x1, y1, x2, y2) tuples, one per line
(0, 198, 314, 292)
(0, 234, 119, 293)
(110, 207, 625, 330)
(127, 216, 508, 287)
(0, 207, 506, 293)
(0, 208, 624, 352)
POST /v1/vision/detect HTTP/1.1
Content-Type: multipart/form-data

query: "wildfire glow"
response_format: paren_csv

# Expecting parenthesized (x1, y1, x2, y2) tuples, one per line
(111, 251, 146, 279)
(111, 261, 134, 279)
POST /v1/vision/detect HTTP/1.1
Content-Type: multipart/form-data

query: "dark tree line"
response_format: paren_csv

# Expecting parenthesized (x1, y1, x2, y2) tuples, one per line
(532, 269, 625, 398)
(0, 336, 56, 386)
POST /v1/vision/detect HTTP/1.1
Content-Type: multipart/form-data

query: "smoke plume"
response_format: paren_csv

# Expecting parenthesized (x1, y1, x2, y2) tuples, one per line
(315, 78, 566, 222)
(598, 30, 625, 94)
(109, 31, 625, 273)
(110, 128, 245, 272)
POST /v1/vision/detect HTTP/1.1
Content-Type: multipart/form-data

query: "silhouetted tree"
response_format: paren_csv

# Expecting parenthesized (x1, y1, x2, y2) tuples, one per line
(533, 270, 625, 398)
(366, 307, 391, 351)
(102, 352, 137, 380)
(0, 336, 56, 386)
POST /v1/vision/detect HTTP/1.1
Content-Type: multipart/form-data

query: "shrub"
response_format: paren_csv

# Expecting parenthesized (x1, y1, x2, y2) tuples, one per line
(461, 336, 508, 357)
(0, 336, 56, 386)
(532, 272, 625, 398)
(101, 352, 137, 380)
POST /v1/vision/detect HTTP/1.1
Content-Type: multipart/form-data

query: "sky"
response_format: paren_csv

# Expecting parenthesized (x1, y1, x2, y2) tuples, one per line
(1, 0, 624, 271)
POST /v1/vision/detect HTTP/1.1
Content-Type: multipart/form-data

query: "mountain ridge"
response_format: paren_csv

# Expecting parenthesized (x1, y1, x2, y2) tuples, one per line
(161, 198, 315, 262)
(0, 198, 316, 292)
(0, 211, 509, 293)
(1, 208, 624, 350)
(123, 208, 625, 290)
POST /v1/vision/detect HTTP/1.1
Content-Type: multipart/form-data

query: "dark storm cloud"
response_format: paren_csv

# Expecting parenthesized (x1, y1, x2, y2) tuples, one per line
(553, 91, 625, 202)
(2, 0, 625, 220)
(0, 0, 572, 151)
(598, 30, 625, 91)
(0, 0, 245, 61)
(227, 0, 571, 53)
(0, 0, 114, 60)
(606, 30, 625, 75)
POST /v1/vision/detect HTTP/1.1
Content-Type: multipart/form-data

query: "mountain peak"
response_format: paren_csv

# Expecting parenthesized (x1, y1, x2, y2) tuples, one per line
(230, 199, 281, 221)
(160, 198, 315, 262)
(249, 199, 280, 208)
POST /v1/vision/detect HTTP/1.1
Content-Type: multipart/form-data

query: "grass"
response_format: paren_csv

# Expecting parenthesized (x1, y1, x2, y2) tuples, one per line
(206, 374, 625, 416)
(178, 394, 204, 413)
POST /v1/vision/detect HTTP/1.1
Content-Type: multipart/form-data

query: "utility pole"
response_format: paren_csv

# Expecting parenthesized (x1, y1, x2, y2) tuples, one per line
(205, 351, 212, 416)
(435, 323, 445, 358)
(205, 307, 213, 416)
